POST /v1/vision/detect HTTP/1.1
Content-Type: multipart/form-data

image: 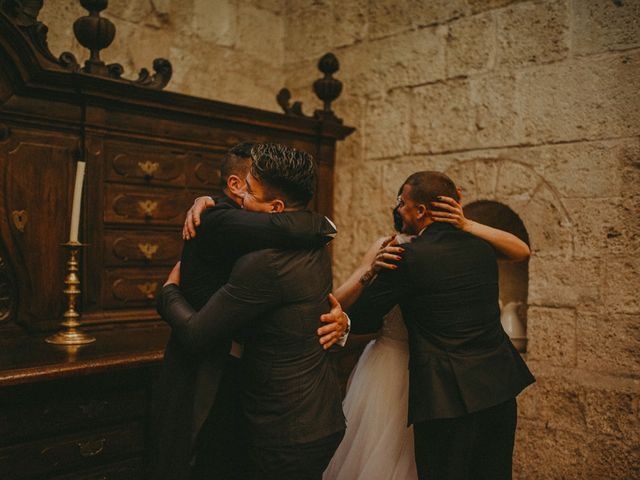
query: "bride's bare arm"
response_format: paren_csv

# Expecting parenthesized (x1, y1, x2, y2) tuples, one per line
(431, 196, 530, 262)
(334, 236, 404, 309)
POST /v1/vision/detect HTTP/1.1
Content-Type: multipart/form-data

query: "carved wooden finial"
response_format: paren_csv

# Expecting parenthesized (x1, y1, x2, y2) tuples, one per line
(313, 53, 343, 123)
(276, 52, 345, 123)
(73, 0, 116, 76)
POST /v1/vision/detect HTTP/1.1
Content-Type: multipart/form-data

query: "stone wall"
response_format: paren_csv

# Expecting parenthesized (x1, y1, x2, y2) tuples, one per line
(40, 1, 640, 478)
(40, 0, 287, 111)
(281, 0, 640, 478)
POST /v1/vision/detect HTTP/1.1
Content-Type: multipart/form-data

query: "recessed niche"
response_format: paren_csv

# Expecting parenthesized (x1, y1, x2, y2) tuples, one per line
(464, 200, 530, 352)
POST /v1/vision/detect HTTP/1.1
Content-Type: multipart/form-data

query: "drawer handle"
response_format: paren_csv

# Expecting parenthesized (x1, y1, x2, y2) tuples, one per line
(138, 242, 159, 260)
(78, 438, 106, 457)
(11, 209, 28, 232)
(138, 160, 159, 179)
(138, 200, 158, 218)
(137, 282, 158, 299)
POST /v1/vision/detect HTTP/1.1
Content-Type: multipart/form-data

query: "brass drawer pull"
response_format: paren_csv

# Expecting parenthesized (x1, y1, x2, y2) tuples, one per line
(11, 210, 28, 232)
(138, 160, 159, 180)
(78, 438, 106, 457)
(138, 242, 159, 260)
(137, 282, 158, 299)
(137, 200, 158, 218)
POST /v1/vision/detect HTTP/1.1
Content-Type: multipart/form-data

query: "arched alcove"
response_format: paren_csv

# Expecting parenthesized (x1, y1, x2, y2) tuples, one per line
(464, 200, 530, 352)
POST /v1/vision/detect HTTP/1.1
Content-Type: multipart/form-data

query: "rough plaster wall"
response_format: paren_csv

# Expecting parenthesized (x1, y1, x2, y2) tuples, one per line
(40, 0, 286, 111)
(282, 0, 640, 479)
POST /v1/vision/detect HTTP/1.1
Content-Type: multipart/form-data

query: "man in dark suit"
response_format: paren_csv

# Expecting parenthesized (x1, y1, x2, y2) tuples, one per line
(157, 144, 345, 480)
(151, 143, 343, 480)
(348, 171, 535, 480)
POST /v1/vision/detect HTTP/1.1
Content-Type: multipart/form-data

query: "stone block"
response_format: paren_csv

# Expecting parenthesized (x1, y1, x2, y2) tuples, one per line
(519, 183, 573, 258)
(284, 4, 333, 63)
(237, 3, 284, 64)
(527, 306, 577, 366)
(583, 387, 639, 439)
(583, 434, 640, 480)
(411, 80, 476, 153)
(604, 258, 640, 313)
(514, 419, 589, 480)
(39, 1, 88, 60)
(473, 159, 500, 198)
(577, 310, 640, 374)
(191, 0, 236, 46)
(495, 160, 540, 200)
(364, 90, 411, 160)
(246, 0, 284, 14)
(467, 0, 520, 14)
(446, 160, 479, 199)
(367, 0, 413, 39)
(469, 73, 524, 148)
(518, 51, 640, 143)
(571, 0, 640, 55)
(331, 0, 367, 47)
(104, 0, 153, 23)
(528, 257, 602, 307)
(564, 197, 640, 259)
(410, 0, 467, 27)
(496, 0, 569, 67)
(342, 27, 445, 95)
(447, 13, 495, 77)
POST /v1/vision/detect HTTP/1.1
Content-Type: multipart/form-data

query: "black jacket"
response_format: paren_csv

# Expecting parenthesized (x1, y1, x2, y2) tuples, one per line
(158, 246, 345, 448)
(150, 197, 336, 480)
(348, 222, 535, 425)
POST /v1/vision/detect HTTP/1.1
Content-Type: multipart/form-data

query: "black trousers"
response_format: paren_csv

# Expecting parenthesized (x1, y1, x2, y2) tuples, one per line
(413, 398, 517, 480)
(191, 357, 253, 480)
(249, 430, 345, 480)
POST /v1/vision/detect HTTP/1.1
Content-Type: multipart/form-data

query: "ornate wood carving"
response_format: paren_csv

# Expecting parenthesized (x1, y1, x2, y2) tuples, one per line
(277, 52, 345, 124)
(0, 253, 15, 323)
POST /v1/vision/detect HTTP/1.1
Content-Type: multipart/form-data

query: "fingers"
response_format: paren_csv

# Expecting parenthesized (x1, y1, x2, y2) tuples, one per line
(184, 208, 197, 240)
(317, 322, 338, 335)
(320, 332, 339, 349)
(381, 235, 397, 248)
(327, 293, 340, 309)
(430, 201, 458, 212)
(374, 260, 398, 270)
(377, 252, 402, 262)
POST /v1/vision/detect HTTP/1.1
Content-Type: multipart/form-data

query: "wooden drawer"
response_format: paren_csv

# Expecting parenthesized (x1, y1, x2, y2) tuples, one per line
(50, 457, 144, 480)
(0, 423, 145, 479)
(0, 388, 146, 445)
(187, 154, 222, 190)
(104, 184, 190, 226)
(102, 268, 167, 309)
(104, 229, 182, 267)
(105, 140, 186, 186)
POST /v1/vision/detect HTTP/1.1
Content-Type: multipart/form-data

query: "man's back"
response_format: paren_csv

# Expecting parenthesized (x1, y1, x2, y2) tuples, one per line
(231, 247, 345, 447)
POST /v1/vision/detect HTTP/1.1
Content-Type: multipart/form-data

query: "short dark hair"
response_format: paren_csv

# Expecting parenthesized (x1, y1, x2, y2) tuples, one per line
(220, 142, 254, 188)
(403, 171, 459, 212)
(249, 143, 316, 208)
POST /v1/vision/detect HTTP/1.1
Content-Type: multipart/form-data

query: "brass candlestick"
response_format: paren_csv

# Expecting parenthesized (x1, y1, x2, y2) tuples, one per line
(46, 242, 95, 345)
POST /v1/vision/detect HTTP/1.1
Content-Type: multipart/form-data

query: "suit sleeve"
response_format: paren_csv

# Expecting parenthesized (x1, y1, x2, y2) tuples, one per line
(197, 209, 334, 255)
(157, 252, 280, 355)
(347, 260, 410, 335)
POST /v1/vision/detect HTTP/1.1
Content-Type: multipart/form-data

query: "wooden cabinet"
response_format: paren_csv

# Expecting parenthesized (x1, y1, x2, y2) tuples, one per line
(0, 3, 353, 478)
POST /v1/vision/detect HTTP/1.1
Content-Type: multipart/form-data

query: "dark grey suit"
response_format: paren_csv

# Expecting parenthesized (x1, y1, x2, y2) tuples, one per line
(158, 246, 345, 479)
(348, 222, 534, 479)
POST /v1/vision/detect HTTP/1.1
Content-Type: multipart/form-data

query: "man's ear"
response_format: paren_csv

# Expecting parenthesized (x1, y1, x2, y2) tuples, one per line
(270, 199, 286, 213)
(227, 175, 245, 196)
(416, 203, 428, 220)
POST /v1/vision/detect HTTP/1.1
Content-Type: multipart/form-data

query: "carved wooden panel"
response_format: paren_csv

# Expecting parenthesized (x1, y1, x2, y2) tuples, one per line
(104, 184, 190, 226)
(103, 269, 166, 309)
(186, 154, 222, 191)
(0, 131, 78, 328)
(0, 388, 146, 444)
(0, 422, 144, 479)
(50, 458, 144, 480)
(105, 140, 186, 186)
(103, 230, 181, 267)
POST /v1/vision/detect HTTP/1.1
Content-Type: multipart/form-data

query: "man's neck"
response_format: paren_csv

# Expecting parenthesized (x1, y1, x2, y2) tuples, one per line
(222, 188, 243, 206)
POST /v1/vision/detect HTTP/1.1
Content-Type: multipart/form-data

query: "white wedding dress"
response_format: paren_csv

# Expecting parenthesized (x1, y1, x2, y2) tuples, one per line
(324, 306, 418, 480)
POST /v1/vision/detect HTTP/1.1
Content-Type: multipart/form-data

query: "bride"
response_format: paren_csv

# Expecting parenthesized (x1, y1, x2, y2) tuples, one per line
(323, 193, 530, 480)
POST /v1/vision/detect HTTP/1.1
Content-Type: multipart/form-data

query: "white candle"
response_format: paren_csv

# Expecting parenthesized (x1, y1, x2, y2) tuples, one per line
(69, 161, 86, 243)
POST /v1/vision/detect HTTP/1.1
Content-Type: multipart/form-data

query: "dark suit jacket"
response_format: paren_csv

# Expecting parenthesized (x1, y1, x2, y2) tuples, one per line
(348, 222, 535, 425)
(157, 246, 345, 449)
(150, 197, 336, 480)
